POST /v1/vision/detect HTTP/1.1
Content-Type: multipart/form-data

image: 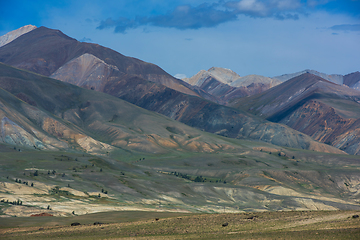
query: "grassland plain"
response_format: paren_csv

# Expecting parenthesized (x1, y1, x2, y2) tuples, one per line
(0, 210, 359, 239)
(1, 139, 360, 218)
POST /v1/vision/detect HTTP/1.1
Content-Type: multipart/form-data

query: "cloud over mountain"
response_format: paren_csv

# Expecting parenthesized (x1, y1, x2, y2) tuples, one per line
(97, 0, 307, 33)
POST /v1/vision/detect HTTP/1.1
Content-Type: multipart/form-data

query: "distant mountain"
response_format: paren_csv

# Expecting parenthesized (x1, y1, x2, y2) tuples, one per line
(272, 69, 344, 85)
(231, 73, 360, 155)
(0, 26, 343, 153)
(184, 67, 241, 86)
(183, 67, 281, 103)
(0, 25, 36, 47)
(272, 69, 360, 90)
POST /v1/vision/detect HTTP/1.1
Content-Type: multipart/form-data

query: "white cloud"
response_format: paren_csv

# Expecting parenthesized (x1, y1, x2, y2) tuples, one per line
(174, 73, 187, 79)
(236, 0, 268, 16)
(273, 0, 302, 10)
(225, 0, 302, 19)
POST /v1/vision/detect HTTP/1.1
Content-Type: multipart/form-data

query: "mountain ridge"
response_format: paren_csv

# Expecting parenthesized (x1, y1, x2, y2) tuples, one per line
(0, 26, 199, 97)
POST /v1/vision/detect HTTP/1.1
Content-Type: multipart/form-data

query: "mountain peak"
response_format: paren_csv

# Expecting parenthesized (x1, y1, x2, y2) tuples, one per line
(207, 67, 241, 84)
(0, 25, 37, 47)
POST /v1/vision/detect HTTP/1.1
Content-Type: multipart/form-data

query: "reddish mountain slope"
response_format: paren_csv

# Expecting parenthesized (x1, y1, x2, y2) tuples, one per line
(231, 73, 360, 154)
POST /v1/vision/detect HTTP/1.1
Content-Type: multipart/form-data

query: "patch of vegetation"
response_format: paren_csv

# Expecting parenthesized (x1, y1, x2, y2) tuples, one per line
(221, 159, 248, 165)
(1, 199, 22, 205)
(54, 155, 74, 161)
(49, 186, 72, 196)
(167, 171, 226, 183)
(88, 158, 113, 169)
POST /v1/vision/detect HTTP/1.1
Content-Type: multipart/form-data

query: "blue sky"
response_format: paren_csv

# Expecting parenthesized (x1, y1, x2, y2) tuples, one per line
(1, 0, 359, 78)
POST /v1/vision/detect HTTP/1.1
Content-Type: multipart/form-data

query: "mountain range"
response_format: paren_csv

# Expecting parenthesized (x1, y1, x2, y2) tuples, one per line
(0, 26, 339, 153)
(230, 73, 360, 154)
(0, 25, 359, 217)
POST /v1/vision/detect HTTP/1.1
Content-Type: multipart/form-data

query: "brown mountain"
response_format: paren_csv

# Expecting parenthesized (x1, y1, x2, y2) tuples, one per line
(230, 73, 360, 154)
(0, 27, 343, 153)
(0, 26, 198, 97)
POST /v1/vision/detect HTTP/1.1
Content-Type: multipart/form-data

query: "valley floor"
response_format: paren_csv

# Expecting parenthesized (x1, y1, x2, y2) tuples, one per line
(0, 210, 359, 239)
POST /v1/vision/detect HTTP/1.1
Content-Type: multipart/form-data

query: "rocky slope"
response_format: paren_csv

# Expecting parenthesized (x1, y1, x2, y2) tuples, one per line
(231, 73, 360, 154)
(0, 25, 37, 47)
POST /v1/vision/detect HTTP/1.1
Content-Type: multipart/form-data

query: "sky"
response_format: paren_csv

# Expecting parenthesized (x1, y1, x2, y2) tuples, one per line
(0, 0, 359, 78)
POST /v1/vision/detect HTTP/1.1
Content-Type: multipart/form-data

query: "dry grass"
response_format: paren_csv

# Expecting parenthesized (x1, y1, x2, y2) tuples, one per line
(0, 210, 359, 239)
